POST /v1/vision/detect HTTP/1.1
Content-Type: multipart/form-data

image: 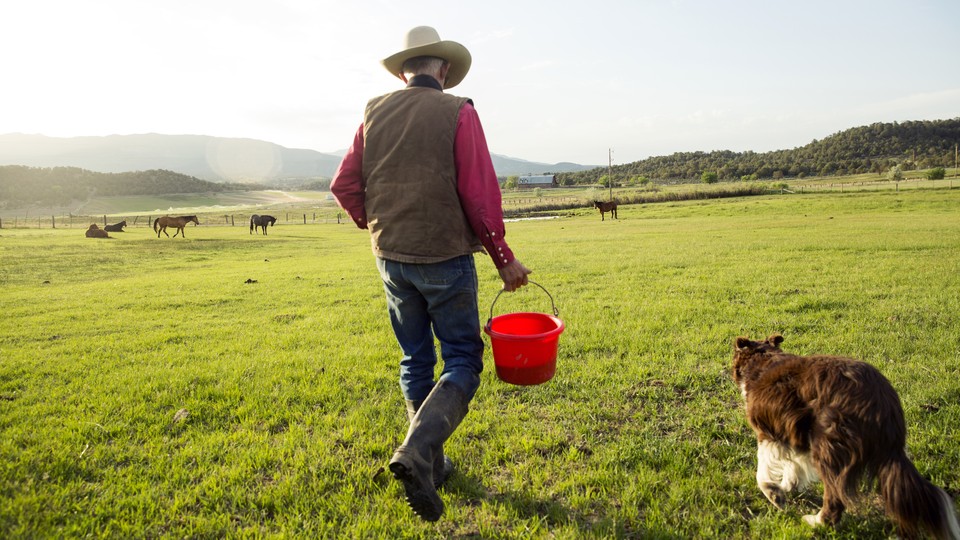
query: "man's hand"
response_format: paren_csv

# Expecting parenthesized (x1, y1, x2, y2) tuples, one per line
(498, 259, 532, 292)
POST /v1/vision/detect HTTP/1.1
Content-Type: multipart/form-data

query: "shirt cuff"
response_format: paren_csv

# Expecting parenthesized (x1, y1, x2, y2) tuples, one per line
(351, 213, 368, 229)
(481, 229, 514, 269)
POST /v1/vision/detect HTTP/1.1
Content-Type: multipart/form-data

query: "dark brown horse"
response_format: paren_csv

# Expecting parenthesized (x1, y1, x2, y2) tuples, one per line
(85, 223, 112, 238)
(594, 200, 618, 221)
(104, 220, 127, 232)
(250, 214, 277, 235)
(154, 215, 199, 238)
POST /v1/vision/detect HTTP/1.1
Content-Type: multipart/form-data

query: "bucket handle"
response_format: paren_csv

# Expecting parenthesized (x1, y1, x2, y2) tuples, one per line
(486, 280, 559, 326)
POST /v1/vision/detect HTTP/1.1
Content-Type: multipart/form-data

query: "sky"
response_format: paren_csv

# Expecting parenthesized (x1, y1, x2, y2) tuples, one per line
(2, 0, 958, 167)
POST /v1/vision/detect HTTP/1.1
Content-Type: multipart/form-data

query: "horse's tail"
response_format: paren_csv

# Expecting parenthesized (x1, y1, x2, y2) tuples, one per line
(250, 216, 254, 233)
(153, 218, 159, 232)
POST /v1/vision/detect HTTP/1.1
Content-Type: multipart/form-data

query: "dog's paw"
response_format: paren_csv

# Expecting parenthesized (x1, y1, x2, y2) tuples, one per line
(802, 512, 824, 527)
(760, 482, 787, 509)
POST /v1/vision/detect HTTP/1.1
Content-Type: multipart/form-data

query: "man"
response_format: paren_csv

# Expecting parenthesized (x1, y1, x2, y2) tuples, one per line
(330, 26, 531, 521)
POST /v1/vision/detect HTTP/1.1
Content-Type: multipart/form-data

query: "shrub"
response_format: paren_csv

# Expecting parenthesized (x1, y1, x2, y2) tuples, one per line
(926, 167, 946, 180)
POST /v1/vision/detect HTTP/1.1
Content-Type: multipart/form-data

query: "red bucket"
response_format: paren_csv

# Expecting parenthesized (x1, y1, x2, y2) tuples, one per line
(483, 282, 564, 385)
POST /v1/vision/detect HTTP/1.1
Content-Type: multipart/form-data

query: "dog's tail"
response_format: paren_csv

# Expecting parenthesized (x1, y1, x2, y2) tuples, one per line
(878, 452, 960, 539)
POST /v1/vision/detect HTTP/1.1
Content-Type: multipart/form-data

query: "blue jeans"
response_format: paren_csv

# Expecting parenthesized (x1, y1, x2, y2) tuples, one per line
(376, 255, 483, 403)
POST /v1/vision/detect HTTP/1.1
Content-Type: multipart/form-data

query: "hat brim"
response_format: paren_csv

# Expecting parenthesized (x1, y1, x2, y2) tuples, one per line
(381, 40, 472, 89)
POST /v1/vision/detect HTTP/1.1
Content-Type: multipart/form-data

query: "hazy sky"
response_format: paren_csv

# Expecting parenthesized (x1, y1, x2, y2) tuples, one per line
(3, 0, 958, 166)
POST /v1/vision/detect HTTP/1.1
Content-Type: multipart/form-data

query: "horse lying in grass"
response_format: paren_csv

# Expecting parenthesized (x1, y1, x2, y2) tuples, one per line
(85, 224, 112, 238)
(104, 220, 127, 232)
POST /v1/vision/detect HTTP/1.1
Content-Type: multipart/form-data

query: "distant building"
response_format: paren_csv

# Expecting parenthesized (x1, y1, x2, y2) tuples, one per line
(517, 175, 556, 189)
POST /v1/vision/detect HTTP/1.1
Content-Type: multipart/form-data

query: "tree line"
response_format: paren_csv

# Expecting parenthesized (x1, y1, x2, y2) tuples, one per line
(555, 118, 960, 186)
(0, 166, 266, 209)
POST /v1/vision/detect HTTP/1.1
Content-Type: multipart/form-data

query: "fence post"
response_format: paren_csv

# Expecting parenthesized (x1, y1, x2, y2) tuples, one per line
(53, 216, 56, 229)
(303, 214, 306, 224)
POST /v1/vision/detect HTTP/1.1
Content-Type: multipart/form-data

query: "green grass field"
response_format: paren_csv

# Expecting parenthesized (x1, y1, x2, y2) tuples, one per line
(1, 189, 958, 538)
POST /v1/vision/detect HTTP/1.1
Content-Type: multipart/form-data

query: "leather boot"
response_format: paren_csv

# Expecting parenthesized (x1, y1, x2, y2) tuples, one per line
(390, 379, 469, 521)
(405, 399, 455, 488)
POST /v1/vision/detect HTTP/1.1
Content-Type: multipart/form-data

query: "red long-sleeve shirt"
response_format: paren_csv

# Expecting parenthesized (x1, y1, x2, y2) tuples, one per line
(330, 101, 515, 269)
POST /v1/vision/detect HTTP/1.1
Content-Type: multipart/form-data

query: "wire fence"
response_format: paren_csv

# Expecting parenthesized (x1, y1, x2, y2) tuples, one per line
(791, 177, 956, 193)
(1, 178, 956, 229)
(0, 211, 348, 230)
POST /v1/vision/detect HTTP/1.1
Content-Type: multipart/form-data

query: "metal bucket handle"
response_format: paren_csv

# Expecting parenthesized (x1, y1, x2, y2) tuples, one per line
(486, 280, 559, 327)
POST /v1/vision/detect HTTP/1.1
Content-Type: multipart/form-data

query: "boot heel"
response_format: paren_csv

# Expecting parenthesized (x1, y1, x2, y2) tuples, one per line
(389, 461, 410, 480)
(389, 455, 443, 521)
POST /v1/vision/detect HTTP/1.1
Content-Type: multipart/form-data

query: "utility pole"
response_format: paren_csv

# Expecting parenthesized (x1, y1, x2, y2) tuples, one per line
(608, 148, 613, 201)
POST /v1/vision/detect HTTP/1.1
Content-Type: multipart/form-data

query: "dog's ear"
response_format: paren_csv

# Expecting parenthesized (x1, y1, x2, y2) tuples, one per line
(735, 337, 752, 350)
(768, 334, 784, 347)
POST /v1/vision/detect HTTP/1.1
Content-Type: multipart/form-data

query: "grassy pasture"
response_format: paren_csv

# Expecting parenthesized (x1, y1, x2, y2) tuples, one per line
(1, 189, 959, 538)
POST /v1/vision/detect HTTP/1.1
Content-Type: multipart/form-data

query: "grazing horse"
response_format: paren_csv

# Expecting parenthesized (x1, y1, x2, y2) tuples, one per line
(594, 200, 618, 221)
(85, 224, 112, 238)
(250, 214, 277, 235)
(104, 220, 127, 232)
(154, 215, 199, 238)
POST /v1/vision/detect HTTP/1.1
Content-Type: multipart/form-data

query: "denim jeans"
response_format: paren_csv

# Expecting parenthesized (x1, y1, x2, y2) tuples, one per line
(375, 255, 483, 402)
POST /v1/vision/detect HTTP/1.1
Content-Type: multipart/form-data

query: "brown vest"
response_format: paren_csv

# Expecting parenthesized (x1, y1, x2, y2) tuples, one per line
(362, 86, 483, 263)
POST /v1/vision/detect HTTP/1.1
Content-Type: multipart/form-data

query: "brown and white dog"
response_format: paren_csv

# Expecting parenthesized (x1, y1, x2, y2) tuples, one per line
(732, 335, 959, 539)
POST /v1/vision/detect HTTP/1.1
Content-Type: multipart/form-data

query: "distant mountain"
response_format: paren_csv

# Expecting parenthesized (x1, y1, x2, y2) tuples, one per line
(489, 154, 596, 176)
(0, 133, 595, 183)
(0, 133, 341, 184)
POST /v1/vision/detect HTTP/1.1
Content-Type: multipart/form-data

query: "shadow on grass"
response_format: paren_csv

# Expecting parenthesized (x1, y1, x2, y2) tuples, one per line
(775, 490, 895, 539)
(448, 473, 685, 538)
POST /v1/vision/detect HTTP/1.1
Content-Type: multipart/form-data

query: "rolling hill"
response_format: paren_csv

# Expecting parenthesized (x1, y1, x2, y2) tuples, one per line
(557, 118, 960, 184)
(0, 133, 595, 183)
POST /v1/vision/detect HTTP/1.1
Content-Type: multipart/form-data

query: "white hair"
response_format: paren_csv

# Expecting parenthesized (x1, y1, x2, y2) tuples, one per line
(402, 56, 447, 77)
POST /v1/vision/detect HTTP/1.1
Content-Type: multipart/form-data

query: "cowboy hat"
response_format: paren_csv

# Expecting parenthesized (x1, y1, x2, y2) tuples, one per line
(381, 26, 472, 89)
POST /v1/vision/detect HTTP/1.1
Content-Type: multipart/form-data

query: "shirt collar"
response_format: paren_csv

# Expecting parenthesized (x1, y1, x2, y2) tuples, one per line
(406, 74, 444, 91)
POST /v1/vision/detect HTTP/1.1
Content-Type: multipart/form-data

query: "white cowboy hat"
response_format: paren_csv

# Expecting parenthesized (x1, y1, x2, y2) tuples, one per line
(381, 26, 472, 89)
